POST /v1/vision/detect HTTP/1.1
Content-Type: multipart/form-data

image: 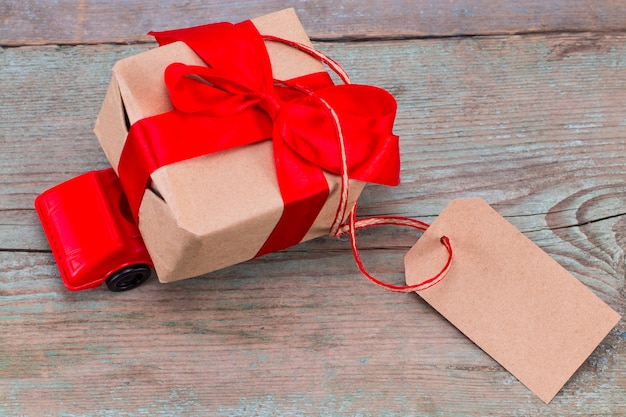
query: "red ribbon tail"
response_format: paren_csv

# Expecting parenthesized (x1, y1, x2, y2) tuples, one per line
(255, 131, 330, 257)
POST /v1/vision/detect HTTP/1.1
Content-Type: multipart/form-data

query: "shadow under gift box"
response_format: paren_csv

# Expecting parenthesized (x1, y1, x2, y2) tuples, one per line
(94, 8, 366, 283)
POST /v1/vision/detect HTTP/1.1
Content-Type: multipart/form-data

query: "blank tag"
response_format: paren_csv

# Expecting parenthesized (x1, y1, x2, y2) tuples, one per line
(405, 198, 621, 403)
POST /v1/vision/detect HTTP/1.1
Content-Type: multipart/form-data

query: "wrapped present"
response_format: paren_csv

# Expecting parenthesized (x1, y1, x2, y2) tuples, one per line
(94, 8, 400, 283)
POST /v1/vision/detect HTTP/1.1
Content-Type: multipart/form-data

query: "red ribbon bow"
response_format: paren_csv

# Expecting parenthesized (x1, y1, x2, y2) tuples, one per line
(117, 20, 400, 257)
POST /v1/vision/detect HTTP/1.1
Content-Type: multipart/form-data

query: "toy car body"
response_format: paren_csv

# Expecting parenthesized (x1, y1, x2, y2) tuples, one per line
(35, 168, 153, 291)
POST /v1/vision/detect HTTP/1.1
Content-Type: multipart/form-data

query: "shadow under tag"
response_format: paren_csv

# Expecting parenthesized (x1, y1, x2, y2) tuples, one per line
(404, 198, 621, 403)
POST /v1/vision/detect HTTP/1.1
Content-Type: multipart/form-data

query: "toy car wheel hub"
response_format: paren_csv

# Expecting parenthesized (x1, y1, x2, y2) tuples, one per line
(106, 265, 151, 292)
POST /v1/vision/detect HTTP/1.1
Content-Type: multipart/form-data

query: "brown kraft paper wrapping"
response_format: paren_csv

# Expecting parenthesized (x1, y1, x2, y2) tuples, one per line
(94, 9, 365, 283)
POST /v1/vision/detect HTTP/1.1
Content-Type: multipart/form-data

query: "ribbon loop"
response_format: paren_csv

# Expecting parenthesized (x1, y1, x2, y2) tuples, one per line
(165, 63, 267, 116)
(278, 84, 400, 186)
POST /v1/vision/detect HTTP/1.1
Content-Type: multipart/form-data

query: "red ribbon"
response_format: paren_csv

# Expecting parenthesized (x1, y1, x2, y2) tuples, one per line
(117, 20, 400, 257)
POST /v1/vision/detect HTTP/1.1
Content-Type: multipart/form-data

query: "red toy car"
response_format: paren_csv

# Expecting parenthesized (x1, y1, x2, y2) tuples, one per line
(35, 168, 153, 291)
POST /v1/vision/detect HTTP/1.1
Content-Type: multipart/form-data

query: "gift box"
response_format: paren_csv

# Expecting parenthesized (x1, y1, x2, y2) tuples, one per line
(94, 8, 399, 283)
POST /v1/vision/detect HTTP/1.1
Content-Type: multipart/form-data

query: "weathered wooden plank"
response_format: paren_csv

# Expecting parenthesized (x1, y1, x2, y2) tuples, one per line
(3, 35, 626, 287)
(3, 0, 626, 45)
(0, 251, 624, 415)
(1, 33, 624, 415)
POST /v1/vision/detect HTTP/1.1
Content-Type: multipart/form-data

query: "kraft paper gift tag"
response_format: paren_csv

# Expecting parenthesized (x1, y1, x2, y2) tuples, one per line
(405, 198, 621, 403)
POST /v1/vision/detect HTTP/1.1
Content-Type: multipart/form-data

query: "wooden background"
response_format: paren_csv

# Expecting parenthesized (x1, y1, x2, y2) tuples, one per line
(1, 0, 625, 415)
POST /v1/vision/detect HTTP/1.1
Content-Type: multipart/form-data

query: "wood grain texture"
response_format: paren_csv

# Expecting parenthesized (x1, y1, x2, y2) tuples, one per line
(3, 0, 626, 45)
(0, 250, 624, 416)
(1, 6, 625, 416)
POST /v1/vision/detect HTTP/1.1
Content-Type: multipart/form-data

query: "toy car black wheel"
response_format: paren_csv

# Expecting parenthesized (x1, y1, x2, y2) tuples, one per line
(105, 264, 151, 292)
